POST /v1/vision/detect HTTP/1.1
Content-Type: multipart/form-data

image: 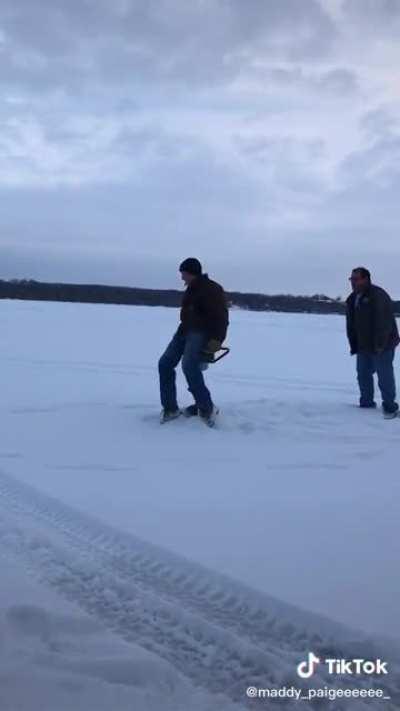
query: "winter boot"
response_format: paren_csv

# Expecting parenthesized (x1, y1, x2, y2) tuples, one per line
(160, 409, 181, 424)
(199, 405, 219, 428)
(183, 404, 199, 418)
(383, 408, 399, 420)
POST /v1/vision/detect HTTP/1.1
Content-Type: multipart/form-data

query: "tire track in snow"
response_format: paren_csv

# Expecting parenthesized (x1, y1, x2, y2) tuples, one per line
(0, 470, 351, 650)
(0, 514, 277, 703)
(0, 509, 292, 705)
(0, 470, 398, 707)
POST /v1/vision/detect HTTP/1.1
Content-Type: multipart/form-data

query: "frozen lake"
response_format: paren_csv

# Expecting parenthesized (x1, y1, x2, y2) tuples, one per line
(0, 299, 399, 710)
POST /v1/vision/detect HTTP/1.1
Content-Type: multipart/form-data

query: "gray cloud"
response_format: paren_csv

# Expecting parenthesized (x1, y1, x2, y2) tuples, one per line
(248, 65, 359, 100)
(0, 0, 336, 91)
(343, 0, 400, 32)
(360, 107, 400, 139)
(0, 0, 400, 295)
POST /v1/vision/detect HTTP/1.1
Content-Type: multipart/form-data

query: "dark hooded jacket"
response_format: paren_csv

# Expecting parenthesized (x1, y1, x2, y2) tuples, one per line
(346, 284, 400, 354)
(179, 274, 229, 343)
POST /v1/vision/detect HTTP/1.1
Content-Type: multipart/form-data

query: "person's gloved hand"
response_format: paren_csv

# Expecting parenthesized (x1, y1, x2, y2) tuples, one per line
(204, 339, 221, 354)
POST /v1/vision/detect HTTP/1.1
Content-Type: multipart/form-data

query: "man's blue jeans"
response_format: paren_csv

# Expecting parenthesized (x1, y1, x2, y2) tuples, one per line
(158, 330, 213, 413)
(356, 348, 398, 413)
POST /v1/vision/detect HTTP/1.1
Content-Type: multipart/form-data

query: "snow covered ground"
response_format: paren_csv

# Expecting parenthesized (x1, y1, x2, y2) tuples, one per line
(0, 299, 399, 710)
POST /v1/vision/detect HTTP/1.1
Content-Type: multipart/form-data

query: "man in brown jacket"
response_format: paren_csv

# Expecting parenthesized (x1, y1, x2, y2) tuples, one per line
(346, 267, 399, 418)
(158, 258, 228, 426)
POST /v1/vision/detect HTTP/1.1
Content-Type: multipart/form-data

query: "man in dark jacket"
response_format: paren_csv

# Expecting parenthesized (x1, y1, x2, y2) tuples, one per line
(346, 267, 399, 418)
(158, 258, 229, 426)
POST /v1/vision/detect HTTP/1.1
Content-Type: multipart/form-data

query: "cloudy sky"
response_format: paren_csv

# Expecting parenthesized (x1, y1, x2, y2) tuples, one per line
(1, 0, 400, 296)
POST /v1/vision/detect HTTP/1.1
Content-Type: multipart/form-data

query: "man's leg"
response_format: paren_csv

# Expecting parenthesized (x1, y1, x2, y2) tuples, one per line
(158, 331, 185, 411)
(375, 348, 399, 414)
(182, 331, 213, 414)
(356, 352, 376, 407)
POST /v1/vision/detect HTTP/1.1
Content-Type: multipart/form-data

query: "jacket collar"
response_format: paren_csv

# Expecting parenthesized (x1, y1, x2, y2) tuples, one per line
(348, 283, 373, 303)
(187, 273, 209, 291)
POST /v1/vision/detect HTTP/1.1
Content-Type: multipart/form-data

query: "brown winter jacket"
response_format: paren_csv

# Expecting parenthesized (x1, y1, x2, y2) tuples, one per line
(179, 274, 229, 343)
(346, 284, 400, 354)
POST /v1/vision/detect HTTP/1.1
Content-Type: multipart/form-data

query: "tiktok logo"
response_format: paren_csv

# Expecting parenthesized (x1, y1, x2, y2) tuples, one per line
(297, 652, 321, 679)
(297, 653, 388, 679)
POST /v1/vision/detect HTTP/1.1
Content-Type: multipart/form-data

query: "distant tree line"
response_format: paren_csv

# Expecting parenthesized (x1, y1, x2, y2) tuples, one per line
(1, 278, 398, 316)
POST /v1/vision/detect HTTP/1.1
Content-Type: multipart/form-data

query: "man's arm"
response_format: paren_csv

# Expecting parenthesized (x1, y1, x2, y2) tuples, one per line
(372, 289, 395, 353)
(346, 299, 357, 355)
(201, 285, 229, 345)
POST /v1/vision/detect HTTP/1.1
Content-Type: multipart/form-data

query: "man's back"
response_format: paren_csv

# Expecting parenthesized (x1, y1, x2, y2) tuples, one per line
(180, 274, 229, 343)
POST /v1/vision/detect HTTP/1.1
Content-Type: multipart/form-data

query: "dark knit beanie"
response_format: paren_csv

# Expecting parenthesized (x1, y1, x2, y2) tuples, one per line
(179, 258, 202, 276)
